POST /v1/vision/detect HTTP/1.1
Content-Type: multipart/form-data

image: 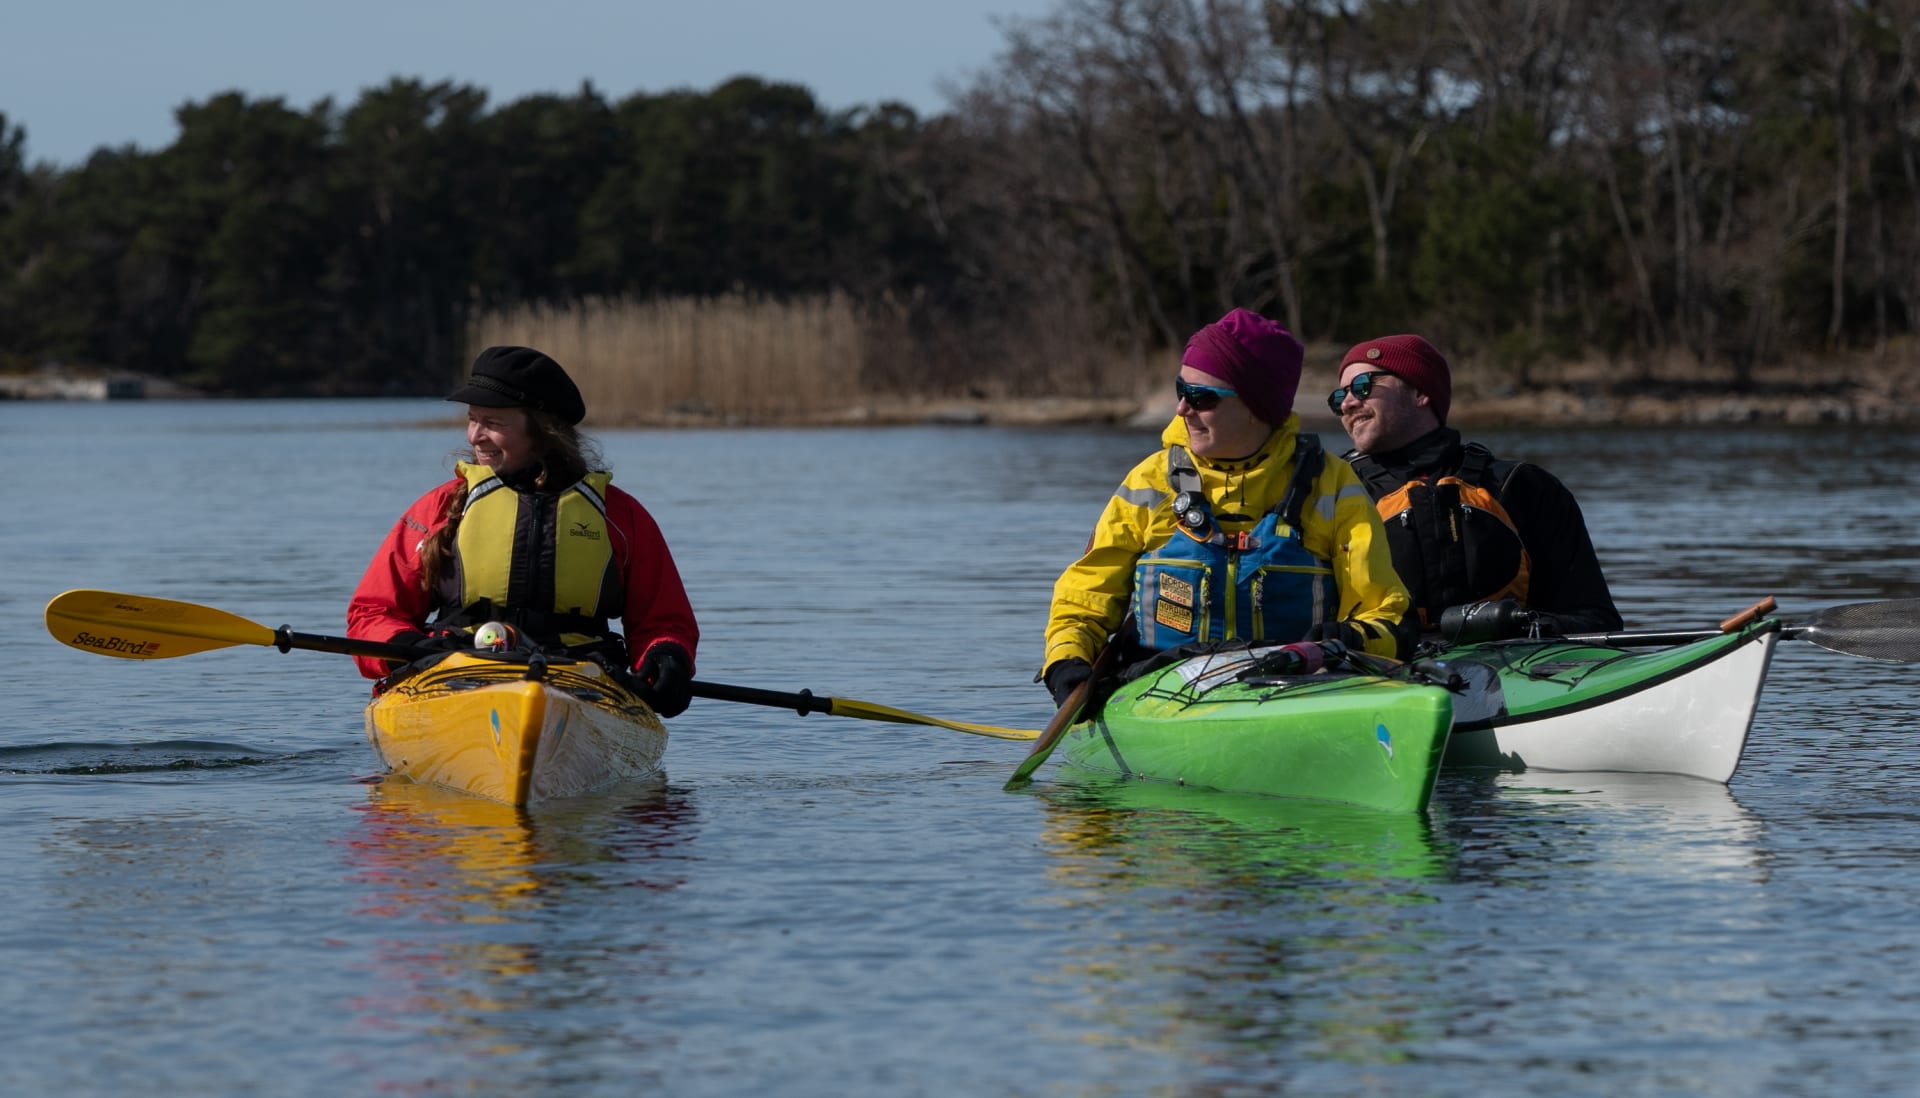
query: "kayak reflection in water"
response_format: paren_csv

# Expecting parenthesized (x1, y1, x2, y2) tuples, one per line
(1040, 309, 1413, 708)
(1329, 334, 1622, 640)
(346, 346, 700, 716)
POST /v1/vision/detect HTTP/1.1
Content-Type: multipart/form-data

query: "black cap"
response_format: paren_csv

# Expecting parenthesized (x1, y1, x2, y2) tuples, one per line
(446, 346, 586, 425)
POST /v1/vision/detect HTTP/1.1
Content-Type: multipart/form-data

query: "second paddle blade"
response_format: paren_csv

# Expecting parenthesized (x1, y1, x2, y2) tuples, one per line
(1800, 598, 1920, 663)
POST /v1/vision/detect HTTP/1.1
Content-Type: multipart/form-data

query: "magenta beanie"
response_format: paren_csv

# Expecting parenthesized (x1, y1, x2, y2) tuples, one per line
(1179, 309, 1305, 426)
(1338, 334, 1451, 425)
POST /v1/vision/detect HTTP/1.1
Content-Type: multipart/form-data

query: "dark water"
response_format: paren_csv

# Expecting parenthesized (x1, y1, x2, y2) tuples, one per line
(5, 400, 1920, 1096)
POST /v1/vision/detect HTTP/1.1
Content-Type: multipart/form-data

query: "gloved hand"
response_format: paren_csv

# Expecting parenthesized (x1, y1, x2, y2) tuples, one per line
(1043, 658, 1093, 708)
(1304, 619, 1368, 653)
(390, 629, 471, 655)
(630, 642, 693, 718)
(1438, 598, 1531, 643)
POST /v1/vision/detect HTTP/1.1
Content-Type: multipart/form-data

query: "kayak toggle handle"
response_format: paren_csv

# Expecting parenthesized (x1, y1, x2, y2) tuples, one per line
(1406, 658, 1467, 691)
(1719, 596, 1777, 633)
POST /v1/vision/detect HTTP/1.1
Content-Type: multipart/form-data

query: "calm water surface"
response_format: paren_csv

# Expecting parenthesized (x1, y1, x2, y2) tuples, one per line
(5, 401, 1920, 1096)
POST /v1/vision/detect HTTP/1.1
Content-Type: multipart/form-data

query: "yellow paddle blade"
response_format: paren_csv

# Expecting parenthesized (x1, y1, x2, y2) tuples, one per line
(825, 697, 1039, 741)
(44, 589, 278, 660)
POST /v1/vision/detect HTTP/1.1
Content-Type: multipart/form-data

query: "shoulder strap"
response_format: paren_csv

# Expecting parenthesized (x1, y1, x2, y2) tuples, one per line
(1457, 442, 1524, 497)
(1163, 443, 1224, 542)
(1165, 444, 1204, 499)
(1343, 447, 1396, 499)
(1277, 434, 1326, 529)
(1456, 442, 1495, 484)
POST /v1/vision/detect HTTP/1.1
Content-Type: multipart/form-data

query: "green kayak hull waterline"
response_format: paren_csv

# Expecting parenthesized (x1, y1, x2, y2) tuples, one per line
(1058, 651, 1454, 814)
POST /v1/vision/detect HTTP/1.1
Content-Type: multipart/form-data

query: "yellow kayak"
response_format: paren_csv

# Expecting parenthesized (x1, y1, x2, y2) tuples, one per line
(364, 650, 666, 805)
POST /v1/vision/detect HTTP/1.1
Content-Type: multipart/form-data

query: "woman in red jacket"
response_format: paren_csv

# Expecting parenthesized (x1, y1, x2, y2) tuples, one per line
(347, 345, 700, 716)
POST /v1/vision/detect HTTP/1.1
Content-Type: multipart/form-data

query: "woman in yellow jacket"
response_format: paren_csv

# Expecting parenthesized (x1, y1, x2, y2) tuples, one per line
(1042, 309, 1412, 706)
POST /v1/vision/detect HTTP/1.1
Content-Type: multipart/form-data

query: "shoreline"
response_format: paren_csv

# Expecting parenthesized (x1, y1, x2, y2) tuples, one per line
(10, 389, 1905, 429)
(596, 389, 1918, 430)
(9, 359, 1913, 428)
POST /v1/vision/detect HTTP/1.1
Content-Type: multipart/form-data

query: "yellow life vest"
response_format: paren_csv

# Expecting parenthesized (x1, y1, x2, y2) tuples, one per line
(444, 461, 622, 646)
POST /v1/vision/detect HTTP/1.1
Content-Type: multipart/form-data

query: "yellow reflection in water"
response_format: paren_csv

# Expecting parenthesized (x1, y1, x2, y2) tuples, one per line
(342, 775, 693, 1065)
(349, 778, 544, 922)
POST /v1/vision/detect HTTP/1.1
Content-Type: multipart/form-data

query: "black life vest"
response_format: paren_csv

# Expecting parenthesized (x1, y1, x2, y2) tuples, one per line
(1345, 443, 1531, 628)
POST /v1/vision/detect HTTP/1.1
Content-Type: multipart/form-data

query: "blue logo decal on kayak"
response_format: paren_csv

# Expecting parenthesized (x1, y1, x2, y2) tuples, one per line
(1376, 724, 1392, 758)
(491, 709, 501, 745)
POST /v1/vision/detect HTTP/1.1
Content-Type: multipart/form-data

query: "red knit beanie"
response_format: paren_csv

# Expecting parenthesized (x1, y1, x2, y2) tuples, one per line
(1180, 309, 1304, 426)
(1338, 334, 1451, 425)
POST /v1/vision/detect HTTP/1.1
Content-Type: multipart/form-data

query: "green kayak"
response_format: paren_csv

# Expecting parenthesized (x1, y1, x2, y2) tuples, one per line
(1056, 643, 1453, 813)
(1050, 616, 1781, 810)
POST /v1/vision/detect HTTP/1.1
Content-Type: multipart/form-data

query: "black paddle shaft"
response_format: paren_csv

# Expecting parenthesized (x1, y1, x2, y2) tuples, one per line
(274, 627, 426, 661)
(687, 680, 833, 716)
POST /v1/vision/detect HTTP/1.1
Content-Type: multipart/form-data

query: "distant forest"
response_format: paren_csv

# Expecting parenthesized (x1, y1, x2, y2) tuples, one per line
(2, 0, 1917, 397)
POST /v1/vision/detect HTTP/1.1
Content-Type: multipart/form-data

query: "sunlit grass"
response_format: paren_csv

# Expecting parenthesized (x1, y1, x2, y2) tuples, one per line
(470, 293, 1158, 425)
(472, 294, 868, 424)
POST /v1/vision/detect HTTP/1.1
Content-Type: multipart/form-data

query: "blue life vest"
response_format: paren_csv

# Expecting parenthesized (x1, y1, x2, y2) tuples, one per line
(1131, 437, 1336, 651)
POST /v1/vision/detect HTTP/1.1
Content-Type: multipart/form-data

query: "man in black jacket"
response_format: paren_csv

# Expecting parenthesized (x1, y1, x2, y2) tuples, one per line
(1329, 334, 1622, 637)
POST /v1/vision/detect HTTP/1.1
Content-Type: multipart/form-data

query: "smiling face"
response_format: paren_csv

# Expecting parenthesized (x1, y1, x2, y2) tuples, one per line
(1177, 366, 1272, 459)
(1336, 363, 1438, 454)
(466, 405, 538, 472)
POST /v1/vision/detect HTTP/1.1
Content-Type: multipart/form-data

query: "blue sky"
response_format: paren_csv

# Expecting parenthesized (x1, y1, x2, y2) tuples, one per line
(5, 0, 1056, 168)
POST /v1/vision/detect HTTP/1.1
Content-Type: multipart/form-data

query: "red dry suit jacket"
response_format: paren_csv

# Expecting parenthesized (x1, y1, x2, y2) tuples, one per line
(346, 476, 699, 680)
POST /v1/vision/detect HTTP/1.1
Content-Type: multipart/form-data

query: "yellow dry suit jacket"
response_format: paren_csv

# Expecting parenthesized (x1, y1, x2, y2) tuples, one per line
(1043, 415, 1411, 669)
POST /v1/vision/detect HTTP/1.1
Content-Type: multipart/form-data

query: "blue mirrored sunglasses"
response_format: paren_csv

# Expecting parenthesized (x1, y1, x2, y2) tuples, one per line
(1175, 377, 1237, 411)
(1327, 371, 1383, 414)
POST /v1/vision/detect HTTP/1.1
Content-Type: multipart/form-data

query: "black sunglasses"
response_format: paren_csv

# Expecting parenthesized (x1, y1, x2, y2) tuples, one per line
(1327, 371, 1385, 414)
(1174, 377, 1237, 411)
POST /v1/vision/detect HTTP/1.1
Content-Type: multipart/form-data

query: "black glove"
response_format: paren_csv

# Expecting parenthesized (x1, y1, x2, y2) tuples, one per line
(631, 642, 693, 718)
(390, 629, 471, 655)
(1438, 599, 1532, 643)
(1043, 658, 1093, 708)
(1304, 619, 1368, 652)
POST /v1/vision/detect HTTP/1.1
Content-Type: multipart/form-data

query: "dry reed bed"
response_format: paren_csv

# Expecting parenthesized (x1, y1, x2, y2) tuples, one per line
(472, 299, 1920, 428)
